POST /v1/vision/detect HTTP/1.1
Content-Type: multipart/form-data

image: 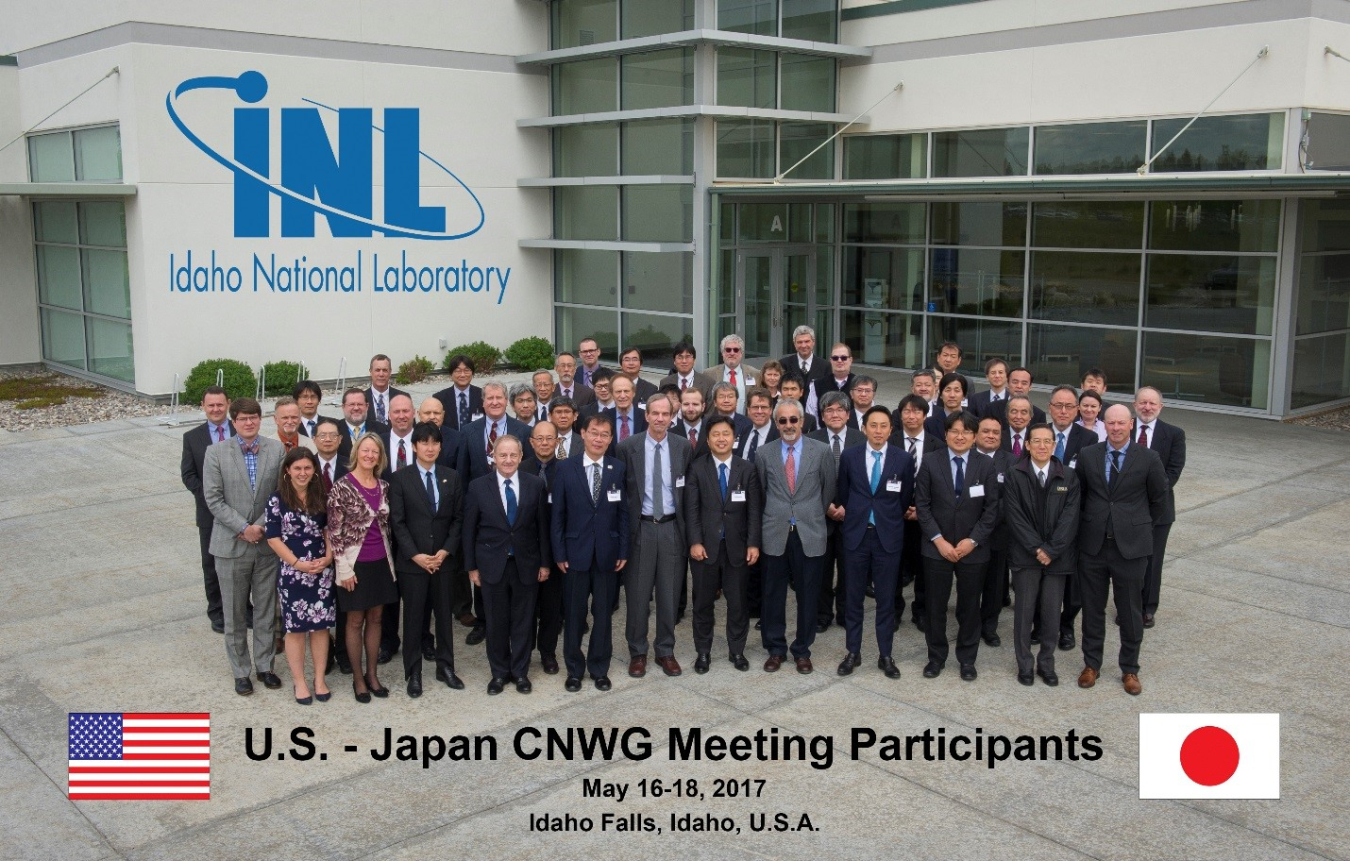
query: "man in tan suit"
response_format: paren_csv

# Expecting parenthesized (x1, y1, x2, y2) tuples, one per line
(705, 334, 761, 415)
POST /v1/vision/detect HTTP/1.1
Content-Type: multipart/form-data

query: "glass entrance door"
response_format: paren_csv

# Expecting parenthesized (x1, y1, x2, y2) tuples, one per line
(738, 247, 817, 360)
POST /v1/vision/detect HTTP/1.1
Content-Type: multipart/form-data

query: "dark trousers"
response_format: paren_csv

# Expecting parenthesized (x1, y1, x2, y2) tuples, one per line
(380, 592, 401, 653)
(980, 545, 1009, 638)
(1141, 522, 1172, 615)
(746, 558, 763, 618)
(898, 521, 925, 623)
(817, 529, 846, 624)
(692, 542, 749, 655)
(562, 563, 617, 679)
(451, 563, 485, 623)
(1058, 570, 1082, 641)
(761, 530, 824, 659)
(532, 565, 565, 658)
(1079, 540, 1147, 675)
(195, 517, 223, 623)
(400, 566, 454, 679)
(922, 556, 985, 667)
(1011, 567, 1066, 675)
(844, 528, 901, 657)
(482, 560, 539, 681)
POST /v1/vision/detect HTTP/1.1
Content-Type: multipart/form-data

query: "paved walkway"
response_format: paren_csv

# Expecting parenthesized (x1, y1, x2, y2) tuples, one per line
(1, 379, 1346, 860)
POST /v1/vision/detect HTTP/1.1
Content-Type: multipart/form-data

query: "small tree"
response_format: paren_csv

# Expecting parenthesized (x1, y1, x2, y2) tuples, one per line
(183, 359, 257, 405)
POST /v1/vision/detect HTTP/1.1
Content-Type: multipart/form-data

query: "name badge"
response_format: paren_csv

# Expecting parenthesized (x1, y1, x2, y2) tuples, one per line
(675, 476, 686, 488)
(1055, 486, 1068, 493)
(607, 489, 622, 502)
(969, 484, 985, 498)
(996, 472, 1005, 483)
(745, 376, 755, 385)
(547, 493, 553, 504)
(1068, 456, 1078, 469)
(731, 490, 746, 502)
(886, 479, 903, 493)
(472, 412, 484, 421)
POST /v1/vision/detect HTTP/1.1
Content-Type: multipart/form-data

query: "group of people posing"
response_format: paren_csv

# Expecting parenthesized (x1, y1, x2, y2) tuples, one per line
(180, 325, 1185, 702)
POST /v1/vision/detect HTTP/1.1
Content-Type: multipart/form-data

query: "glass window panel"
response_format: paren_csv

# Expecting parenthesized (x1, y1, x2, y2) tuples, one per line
(737, 202, 789, 242)
(1292, 333, 1350, 409)
(931, 201, 1026, 247)
(33, 201, 78, 244)
(926, 316, 1023, 374)
(553, 185, 617, 240)
(552, 59, 617, 115)
(553, 0, 617, 49)
(1030, 251, 1142, 327)
(789, 203, 813, 243)
(1033, 121, 1146, 175)
(782, 0, 837, 42)
(28, 132, 74, 182)
(86, 317, 135, 383)
(719, 0, 778, 35)
(779, 54, 835, 113)
(1306, 112, 1350, 171)
(843, 134, 926, 180)
(1148, 199, 1280, 253)
(1297, 252, 1350, 336)
(1146, 254, 1275, 335)
(932, 127, 1029, 178)
(78, 201, 127, 247)
(1033, 201, 1144, 250)
(720, 202, 736, 243)
(622, 119, 693, 175)
(717, 314, 739, 346)
(556, 305, 620, 361)
(73, 126, 121, 181)
(717, 120, 775, 178)
(622, 312, 694, 366)
(1300, 199, 1350, 253)
(815, 245, 835, 312)
(624, 251, 692, 313)
(82, 249, 131, 319)
(622, 0, 693, 38)
(1150, 112, 1284, 172)
(929, 249, 1025, 317)
(37, 244, 83, 311)
(815, 203, 835, 243)
(840, 310, 922, 369)
(621, 49, 693, 110)
(41, 308, 87, 370)
(553, 124, 618, 177)
(842, 202, 925, 244)
(1140, 332, 1269, 410)
(1028, 323, 1138, 392)
(841, 246, 925, 311)
(718, 249, 736, 315)
(779, 122, 833, 180)
(554, 249, 618, 306)
(621, 185, 692, 243)
(717, 48, 777, 109)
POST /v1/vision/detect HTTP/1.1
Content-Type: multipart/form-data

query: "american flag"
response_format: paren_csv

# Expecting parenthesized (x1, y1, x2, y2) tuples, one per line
(68, 713, 210, 800)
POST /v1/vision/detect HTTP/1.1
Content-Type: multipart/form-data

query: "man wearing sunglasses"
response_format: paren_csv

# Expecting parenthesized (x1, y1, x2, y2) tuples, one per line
(707, 334, 759, 415)
(812, 343, 857, 422)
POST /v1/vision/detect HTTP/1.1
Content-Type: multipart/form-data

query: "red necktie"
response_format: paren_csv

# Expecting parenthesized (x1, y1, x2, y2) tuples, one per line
(1138, 425, 1149, 446)
(215, 426, 225, 442)
(729, 368, 737, 386)
(397, 438, 407, 469)
(488, 421, 498, 454)
(785, 444, 797, 494)
(619, 414, 629, 441)
(1013, 435, 1022, 457)
(688, 427, 697, 447)
(323, 462, 333, 491)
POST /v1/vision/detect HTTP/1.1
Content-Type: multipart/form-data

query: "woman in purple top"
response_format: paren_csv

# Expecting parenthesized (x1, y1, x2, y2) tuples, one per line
(326, 433, 398, 702)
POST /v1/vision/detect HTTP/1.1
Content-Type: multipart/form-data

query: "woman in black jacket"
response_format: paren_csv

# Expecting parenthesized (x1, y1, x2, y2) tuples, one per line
(1003, 424, 1080, 687)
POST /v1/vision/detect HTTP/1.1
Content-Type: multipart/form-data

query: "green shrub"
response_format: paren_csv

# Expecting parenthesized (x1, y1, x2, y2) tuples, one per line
(444, 341, 501, 375)
(395, 355, 435, 385)
(183, 359, 257, 405)
(260, 360, 305, 397)
(503, 336, 555, 371)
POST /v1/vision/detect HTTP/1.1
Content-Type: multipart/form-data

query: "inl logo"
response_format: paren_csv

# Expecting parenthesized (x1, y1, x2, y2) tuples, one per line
(166, 71, 484, 240)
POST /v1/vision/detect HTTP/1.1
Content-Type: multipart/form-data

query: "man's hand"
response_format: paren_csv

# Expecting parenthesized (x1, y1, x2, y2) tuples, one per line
(904, 506, 918, 521)
(690, 543, 708, 562)
(615, 559, 627, 572)
(953, 538, 976, 560)
(746, 547, 760, 565)
(933, 537, 959, 563)
(241, 524, 265, 543)
(538, 568, 550, 582)
(468, 569, 481, 587)
(412, 553, 438, 573)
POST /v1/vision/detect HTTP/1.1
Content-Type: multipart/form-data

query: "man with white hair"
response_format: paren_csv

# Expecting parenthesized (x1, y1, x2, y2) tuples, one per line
(707, 334, 760, 414)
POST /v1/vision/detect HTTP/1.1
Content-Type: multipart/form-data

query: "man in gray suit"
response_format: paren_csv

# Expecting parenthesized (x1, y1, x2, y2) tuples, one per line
(202, 397, 286, 696)
(756, 397, 836, 674)
(618, 393, 692, 678)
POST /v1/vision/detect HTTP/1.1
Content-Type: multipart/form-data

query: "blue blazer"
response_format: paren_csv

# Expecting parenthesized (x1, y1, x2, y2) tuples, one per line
(834, 443, 914, 554)
(462, 471, 551, 585)
(550, 455, 630, 573)
(456, 416, 534, 482)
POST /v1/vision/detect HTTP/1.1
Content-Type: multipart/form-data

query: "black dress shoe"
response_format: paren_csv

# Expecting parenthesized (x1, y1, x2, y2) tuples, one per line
(982, 632, 1001, 647)
(1058, 632, 1076, 651)
(923, 660, 942, 678)
(729, 654, 750, 671)
(377, 645, 395, 665)
(816, 619, 830, 634)
(593, 675, 612, 691)
(466, 625, 486, 646)
(754, 619, 762, 630)
(336, 654, 353, 675)
(234, 677, 254, 696)
(257, 671, 282, 689)
(487, 677, 505, 695)
(422, 643, 436, 661)
(878, 657, 901, 679)
(960, 663, 978, 681)
(1143, 613, 1155, 629)
(1003, 594, 1012, 607)
(865, 584, 875, 598)
(540, 653, 560, 675)
(1029, 627, 1041, 645)
(211, 618, 225, 634)
(565, 676, 582, 692)
(1037, 666, 1059, 686)
(325, 651, 336, 674)
(434, 665, 465, 690)
(837, 652, 862, 676)
(407, 672, 423, 698)
(515, 677, 532, 694)
(352, 679, 371, 704)
(912, 615, 926, 631)
(694, 653, 711, 674)
(1018, 671, 1034, 686)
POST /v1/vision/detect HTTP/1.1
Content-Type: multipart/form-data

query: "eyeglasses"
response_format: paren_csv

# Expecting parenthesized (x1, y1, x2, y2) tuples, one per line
(776, 416, 800, 425)
(831, 355, 850, 361)
(723, 347, 741, 353)
(313, 432, 341, 440)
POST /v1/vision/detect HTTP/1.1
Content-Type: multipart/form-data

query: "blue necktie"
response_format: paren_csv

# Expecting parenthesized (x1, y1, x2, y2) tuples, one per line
(504, 478, 517, 525)
(953, 455, 965, 498)
(1054, 431, 1066, 461)
(719, 462, 728, 500)
(424, 469, 436, 508)
(458, 392, 468, 426)
(869, 450, 882, 525)
(1109, 450, 1121, 484)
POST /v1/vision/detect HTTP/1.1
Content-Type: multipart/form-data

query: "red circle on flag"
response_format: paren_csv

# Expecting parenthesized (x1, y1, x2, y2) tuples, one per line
(1179, 725, 1240, 786)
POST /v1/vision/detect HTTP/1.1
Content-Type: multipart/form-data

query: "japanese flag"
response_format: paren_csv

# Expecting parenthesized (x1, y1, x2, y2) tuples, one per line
(1139, 713, 1279, 799)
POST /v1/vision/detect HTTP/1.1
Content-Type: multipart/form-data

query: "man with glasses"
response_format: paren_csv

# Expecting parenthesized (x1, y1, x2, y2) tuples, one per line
(553, 352, 596, 409)
(708, 334, 759, 414)
(432, 354, 483, 432)
(848, 376, 879, 429)
(577, 338, 605, 389)
(660, 342, 715, 402)
(618, 347, 658, 403)
(814, 343, 857, 421)
(987, 367, 1046, 426)
(337, 386, 389, 461)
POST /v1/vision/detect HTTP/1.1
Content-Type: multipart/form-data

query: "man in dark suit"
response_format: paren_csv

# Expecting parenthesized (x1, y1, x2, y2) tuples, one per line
(531, 371, 557, 423)
(924, 372, 970, 438)
(554, 352, 597, 409)
(735, 387, 778, 461)
(686, 415, 763, 673)
(811, 342, 857, 421)
(932, 341, 965, 386)
(604, 375, 648, 451)
(293, 380, 337, 439)
(830, 406, 914, 678)
(669, 387, 710, 458)
(999, 395, 1037, 459)
(180, 385, 234, 633)
(809, 390, 865, 632)
(375, 393, 418, 663)
(973, 416, 1014, 647)
(847, 375, 879, 429)
(463, 434, 552, 695)
(388, 422, 466, 696)
(890, 394, 944, 632)
(776, 373, 819, 434)
(415, 397, 464, 475)
(520, 421, 564, 675)
(1046, 385, 1098, 468)
(660, 342, 715, 402)
(576, 337, 606, 389)
(618, 347, 659, 403)
(986, 367, 1047, 426)
(548, 397, 582, 461)
(433, 354, 484, 431)
(1075, 404, 1169, 696)
(967, 358, 1010, 418)
(780, 324, 830, 392)
(707, 383, 755, 441)
(336, 387, 390, 461)
(1132, 387, 1185, 629)
(551, 413, 630, 691)
(363, 354, 408, 427)
(915, 410, 1002, 682)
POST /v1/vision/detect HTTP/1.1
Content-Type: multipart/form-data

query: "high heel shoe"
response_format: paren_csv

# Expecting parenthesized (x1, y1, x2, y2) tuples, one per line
(353, 678, 371, 704)
(367, 676, 389, 698)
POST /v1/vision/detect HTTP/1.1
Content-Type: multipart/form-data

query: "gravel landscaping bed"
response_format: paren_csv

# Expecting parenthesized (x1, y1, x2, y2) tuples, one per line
(0, 368, 173, 432)
(1289, 404, 1350, 432)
